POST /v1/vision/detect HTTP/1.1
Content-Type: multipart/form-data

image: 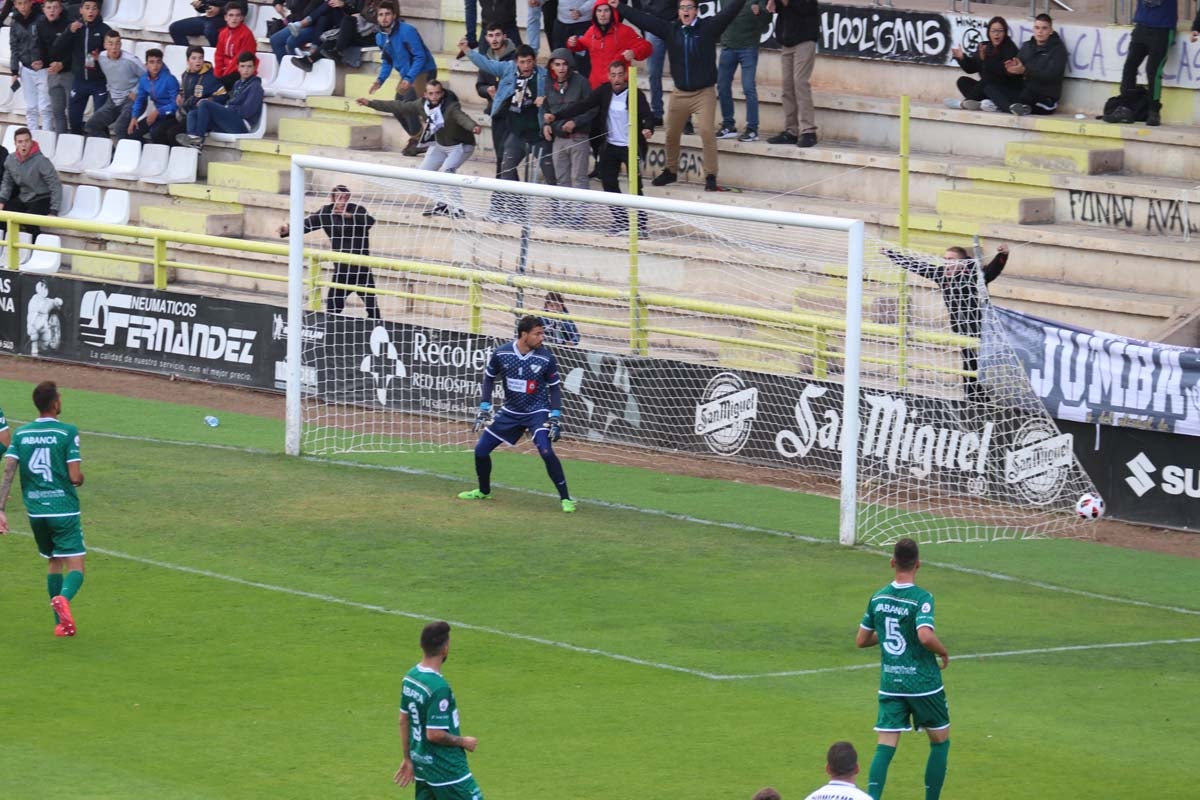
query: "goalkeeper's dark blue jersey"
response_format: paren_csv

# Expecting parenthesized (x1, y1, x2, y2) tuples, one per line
(486, 341, 560, 415)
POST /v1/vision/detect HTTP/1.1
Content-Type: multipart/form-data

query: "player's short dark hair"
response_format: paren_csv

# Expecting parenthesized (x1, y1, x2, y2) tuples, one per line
(893, 538, 919, 570)
(80, 0, 99, 7)
(485, 22, 505, 33)
(224, 1, 246, 14)
(945, 246, 968, 259)
(514, 44, 537, 60)
(609, 60, 627, 73)
(420, 621, 451, 656)
(33, 381, 59, 414)
(378, 0, 399, 13)
(145, 48, 164, 61)
(104, 29, 121, 42)
(186, 45, 205, 59)
(330, 184, 350, 197)
(1035, 12, 1053, 24)
(426, 79, 444, 91)
(751, 789, 781, 800)
(237, 51, 257, 65)
(517, 315, 544, 335)
(826, 741, 858, 778)
(13, 126, 31, 140)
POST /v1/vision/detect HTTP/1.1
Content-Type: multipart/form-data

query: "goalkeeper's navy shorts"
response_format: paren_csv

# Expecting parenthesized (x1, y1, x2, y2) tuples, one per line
(485, 409, 550, 446)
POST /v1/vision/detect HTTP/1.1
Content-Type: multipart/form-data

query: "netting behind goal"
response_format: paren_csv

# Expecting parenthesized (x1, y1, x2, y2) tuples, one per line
(286, 158, 1098, 545)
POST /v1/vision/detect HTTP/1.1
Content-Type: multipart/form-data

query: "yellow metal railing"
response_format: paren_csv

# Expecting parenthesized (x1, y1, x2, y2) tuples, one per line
(0, 210, 978, 379)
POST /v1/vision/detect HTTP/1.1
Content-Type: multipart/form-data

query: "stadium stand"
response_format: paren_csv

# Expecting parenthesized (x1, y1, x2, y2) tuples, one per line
(22, 233, 63, 273)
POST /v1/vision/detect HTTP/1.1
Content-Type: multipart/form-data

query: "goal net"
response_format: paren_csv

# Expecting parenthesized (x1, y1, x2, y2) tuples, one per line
(285, 156, 1099, 546)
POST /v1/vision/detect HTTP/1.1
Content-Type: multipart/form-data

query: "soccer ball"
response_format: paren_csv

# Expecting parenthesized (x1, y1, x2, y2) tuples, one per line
(1075, 492, 1105, 520)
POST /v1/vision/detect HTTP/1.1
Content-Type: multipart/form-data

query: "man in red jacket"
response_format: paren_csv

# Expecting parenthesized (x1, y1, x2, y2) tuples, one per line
(214, 2, 257, 90)
(566, 0, 650, 89)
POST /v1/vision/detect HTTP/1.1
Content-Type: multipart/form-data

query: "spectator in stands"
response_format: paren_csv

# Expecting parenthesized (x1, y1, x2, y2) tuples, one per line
(84, 30, 145, 138)
(10, 0, 52, 132)
(168, 45, 221, 144)
(543, 47, 594, 192)
(35, 0, 71, 132)
(0, 127, 62, 240)
(716, 0, 770, 142)
(278, 0, 347, 63)
(474, 23, 516, 177)
(214, 2, 257, 91)
(541, 291, 580, 345)
(270, 0, 324, 60)
(945, 16, 1021, 113)
(60, 0, 110, 136)
(464, 40, 552, 196)
(360, 79, 480, 216)
(567, 0, 651, 91)
(466, 0, 521, 50)
(1120, 0, 1182, 127)
(552, 0, 592, 67)
(126, 49, 179, 144)
(176, 50, 264, 148)
(292, 0, 381, 71)
(884, 243, 1009, 402)
(169, 0, 227, 47)
(1005, 14, 1067, 116)
(548, 60, 652, 233)
(630, 0, 673, 127)
(367, 0, 438, 157)
(619, 0, 748, 192)
(802, 742, 872, 800)
(766, 0, 819, 147)
(278, 185, 381, 320)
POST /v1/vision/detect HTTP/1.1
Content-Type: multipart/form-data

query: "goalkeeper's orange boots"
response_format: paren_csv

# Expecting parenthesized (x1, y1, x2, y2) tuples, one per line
(51, 596, 76, 636)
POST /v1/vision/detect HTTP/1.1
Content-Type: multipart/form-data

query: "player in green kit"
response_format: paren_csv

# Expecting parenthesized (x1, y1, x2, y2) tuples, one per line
(856, 538, 950, 800)
(0, 382, 87, 637)
(0, 401, 11, 455)
(393, 621, 484, 800)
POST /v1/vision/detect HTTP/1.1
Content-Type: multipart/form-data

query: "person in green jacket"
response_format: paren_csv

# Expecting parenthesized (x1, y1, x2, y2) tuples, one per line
(716, 0, 771, 142)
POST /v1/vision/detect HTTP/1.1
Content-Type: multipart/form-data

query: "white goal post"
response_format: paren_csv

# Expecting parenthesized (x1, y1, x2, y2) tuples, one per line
(283, 154, 1098, 547)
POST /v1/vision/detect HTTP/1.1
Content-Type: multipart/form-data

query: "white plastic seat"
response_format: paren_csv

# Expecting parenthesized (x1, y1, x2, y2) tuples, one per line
(164, 45, 188, 79)
(84, 138, 143, 181)
(51, 134, 85, 170)
(101, 0, 118, 19)
(109, 0, 146, 29)
(255, 52, 278, 88)
(0, 32, 11, 74)
(63, 185, 103, 220)
(134, 41, 157, 64)
(209, 108, 267, 141)
(133, 143, 170, 180)
(2, 125, 15, 152)
(56, 136, 111, 174)
(60, 184, 75, 213)
(21, 235, 63, 274)
(0, 84, 26, 114)
(264, 56, 306, 97)
(29, 129, 58, 161)
(145, 0, 186, 32)
(0, 232, 34, 266)
(277, 57, 335, 99)
(141, 146, 199, 185)
(94, 189, 132, 226)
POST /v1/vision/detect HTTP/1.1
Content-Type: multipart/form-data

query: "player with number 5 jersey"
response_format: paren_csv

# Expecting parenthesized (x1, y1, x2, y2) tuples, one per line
(394, 621, 484, 800)
(457, 314, 576, 512)
(0, 382, 88, 638)
(856, 537, 950, 800)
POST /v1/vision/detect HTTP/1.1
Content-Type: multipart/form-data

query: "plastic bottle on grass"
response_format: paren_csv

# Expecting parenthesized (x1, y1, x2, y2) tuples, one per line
(203, 415, 220, 428)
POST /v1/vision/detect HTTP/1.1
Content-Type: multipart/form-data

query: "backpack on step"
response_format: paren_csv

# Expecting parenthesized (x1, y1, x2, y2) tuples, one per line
(1102, 86, 1149, 124)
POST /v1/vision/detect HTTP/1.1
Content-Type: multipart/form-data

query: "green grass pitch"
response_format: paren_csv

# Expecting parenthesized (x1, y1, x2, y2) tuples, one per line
(1, 377, 1198, 798)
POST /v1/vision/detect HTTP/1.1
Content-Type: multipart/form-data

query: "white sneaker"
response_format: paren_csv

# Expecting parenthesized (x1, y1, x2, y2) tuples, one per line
(944, 98, 963, 109)
(980, 99, 998, 112)
(961, 99, 982, 111)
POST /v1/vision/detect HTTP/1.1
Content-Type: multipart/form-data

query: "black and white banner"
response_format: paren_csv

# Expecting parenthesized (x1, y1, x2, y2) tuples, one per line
(995, 307, 1200, 438)
(0, 272, 17, 355)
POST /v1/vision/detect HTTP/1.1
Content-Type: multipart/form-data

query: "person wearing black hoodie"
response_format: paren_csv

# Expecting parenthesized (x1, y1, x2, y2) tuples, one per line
(618, 0, 749, 192)
(1005, 13, 1067, 116)
(56, 0, 110, 135)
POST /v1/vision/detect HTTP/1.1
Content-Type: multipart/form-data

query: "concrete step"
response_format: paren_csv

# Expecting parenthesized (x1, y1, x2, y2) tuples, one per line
(305, 95, 388, 121)
(139, 200, 245, 237)
(1004, 138, 1124, 174)
(936, 186, 1055, 224)
(207, 161, 290, 193)
(277, 115, 383, 149)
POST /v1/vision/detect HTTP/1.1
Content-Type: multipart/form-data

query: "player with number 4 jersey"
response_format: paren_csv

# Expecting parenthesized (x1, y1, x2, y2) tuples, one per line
(457, 314, 576, 512)
(856, 537, 950, 800)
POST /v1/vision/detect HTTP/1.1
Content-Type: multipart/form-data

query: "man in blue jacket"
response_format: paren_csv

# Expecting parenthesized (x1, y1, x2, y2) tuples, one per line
(366, 0, 437, 155)
(1120, 0, 1180, 126)
(126, 49, 180, 144)
(617, 0, 749, 191)
(176, 51, 263, 148)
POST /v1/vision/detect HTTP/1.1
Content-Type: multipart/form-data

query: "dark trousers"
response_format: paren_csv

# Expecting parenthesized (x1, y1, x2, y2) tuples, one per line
(217, 71, 239, 91)
(84, 99, 133, 137)
(129, 115, 177, 144)
(464, 2, 521, 49)
(1121, 24, 1174, 104)
(1014, 87, 1058, 115)
(68, 76, 108, 135)
(599, 142, 646, 232)
(499, 129, 553, 184)
(169, 14, 225, 46)
(5, 195, 53, 239)
(327, 263, 381, 319)
(956, 77, 1018, 109)
(490, 113, 508, 176)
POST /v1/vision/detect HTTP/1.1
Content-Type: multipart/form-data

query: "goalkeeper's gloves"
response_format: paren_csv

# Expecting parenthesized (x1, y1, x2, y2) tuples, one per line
(543, 409, 562, 443)
(473, 402, 492, 432)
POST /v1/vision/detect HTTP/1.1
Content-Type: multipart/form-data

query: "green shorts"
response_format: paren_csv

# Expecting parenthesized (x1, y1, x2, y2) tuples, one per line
(414, 777, 483, 800)
(30, 515, 86, 559)
(875, 689, 950, 732)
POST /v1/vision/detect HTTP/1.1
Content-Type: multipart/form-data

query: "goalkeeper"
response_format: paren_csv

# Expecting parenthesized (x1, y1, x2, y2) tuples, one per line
(458, 315, 576, 513)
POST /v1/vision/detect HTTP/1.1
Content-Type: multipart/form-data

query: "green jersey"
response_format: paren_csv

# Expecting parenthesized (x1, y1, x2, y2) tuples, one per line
(0, 404, 8, 457)
(860, 581, 942, 696)
(5, 417, 82, 517)
(400, 664, 472, 787)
